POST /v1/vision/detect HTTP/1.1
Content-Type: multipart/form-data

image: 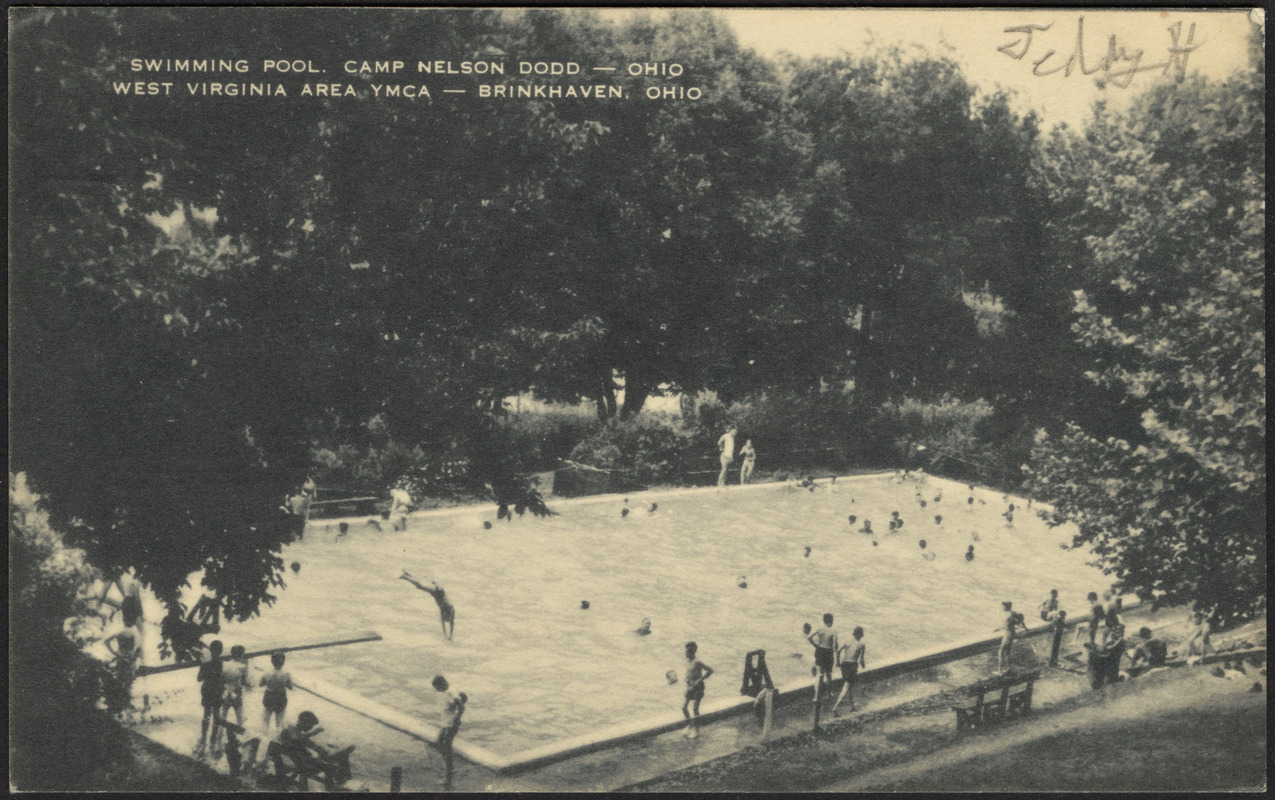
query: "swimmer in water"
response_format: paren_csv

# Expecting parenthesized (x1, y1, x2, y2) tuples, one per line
(400, 571, 455, 640)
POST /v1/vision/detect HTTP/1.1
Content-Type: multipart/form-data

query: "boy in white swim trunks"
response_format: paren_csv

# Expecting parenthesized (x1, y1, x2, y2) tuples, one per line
(717, 427, 737, 487)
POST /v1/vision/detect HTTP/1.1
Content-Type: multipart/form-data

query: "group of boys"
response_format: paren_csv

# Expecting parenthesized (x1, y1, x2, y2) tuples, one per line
(716, 426, 758, 487)
(806, 614, 868, 717)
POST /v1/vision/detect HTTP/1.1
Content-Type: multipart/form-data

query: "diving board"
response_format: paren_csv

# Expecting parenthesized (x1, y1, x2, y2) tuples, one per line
(136, 632, 383, 676)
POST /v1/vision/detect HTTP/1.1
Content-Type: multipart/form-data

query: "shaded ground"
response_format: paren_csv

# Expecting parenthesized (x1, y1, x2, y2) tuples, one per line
(76, 727, 243, 792)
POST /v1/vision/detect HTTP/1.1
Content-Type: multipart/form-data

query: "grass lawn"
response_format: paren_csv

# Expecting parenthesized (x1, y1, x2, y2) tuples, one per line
(873, 694, 1267, 792)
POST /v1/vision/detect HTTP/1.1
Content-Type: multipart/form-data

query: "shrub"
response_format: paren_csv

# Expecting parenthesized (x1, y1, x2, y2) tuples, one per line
(560, 413, 699, 494)
(498, 411, 600, 473)
(10, 472, 128, 789)
(869, 395, 1016, 486)
(727, 390, 863, 473)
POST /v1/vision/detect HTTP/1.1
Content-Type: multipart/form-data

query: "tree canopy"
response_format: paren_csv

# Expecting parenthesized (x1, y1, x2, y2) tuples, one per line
(9, 6, 1264, 636)
(1025, 45, 1265, 624)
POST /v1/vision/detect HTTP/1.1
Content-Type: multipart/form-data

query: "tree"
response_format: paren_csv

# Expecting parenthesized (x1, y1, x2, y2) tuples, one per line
(1025, 51, 1265, 625)
(504, 10, 799, 418)
(9, 7, 591, 620)
(779, 47, 1053, 409)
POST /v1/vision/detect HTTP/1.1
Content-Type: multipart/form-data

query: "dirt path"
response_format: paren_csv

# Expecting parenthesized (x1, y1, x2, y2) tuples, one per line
(827, 664, 1266, 792)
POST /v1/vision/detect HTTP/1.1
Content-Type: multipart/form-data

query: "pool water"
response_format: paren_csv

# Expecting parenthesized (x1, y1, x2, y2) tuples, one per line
(211, 475, 1104, 755)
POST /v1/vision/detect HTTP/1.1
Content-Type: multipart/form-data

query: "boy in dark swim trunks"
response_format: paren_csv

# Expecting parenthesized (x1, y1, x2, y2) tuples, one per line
(196, 640, 226, 758)
(682, 642, 714, 738)
(261, 651, 293, 739)
(832, 626, 866, 716)
(401, 571, 455, 640)
(807, 613, 839, 702)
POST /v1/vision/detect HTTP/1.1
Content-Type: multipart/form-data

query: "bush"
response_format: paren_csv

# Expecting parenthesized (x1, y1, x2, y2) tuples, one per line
(559, 413, 699, 494)
(499, 411, 600, 473)
(305, 411, 599, 505)
(868, 395, 1016, 486)
(726, 390, 864, 474)
(10, 472, 128, 790)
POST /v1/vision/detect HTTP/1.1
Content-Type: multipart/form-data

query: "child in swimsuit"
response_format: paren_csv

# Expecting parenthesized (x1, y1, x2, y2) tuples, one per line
(221, 645, 250, 732)
(260, 651, 293, 740)
(832, 626, 866, 716)
(682, 642, 714, 738)
(738, 440, 757, 485)
(401, 571, 456, 640)
(196, 640, 226, 757)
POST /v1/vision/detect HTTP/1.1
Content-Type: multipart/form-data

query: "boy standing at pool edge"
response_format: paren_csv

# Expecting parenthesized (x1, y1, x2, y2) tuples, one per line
(717, 426, 737, 488)
(739, 439, 756, 484)
(432, 675, 467, 788)
(832, 626, 866, 716)
(261, 651, 293, 740)
(807, 613, 839, 703)
(682, 642, 714, 738)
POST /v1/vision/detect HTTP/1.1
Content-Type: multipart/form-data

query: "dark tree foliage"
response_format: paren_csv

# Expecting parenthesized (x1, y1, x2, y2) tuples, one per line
(776, 47, 1059, 413)
(9, 8, 588, 617)
(1025, 47, 1265, 625)
(10, 476, 128, 789)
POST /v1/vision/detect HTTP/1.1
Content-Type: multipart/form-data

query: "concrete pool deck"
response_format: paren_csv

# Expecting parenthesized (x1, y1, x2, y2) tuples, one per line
(125, 601, 1156, 792)
(126, 597, 1213, 791)
(304, 470, 903, 531)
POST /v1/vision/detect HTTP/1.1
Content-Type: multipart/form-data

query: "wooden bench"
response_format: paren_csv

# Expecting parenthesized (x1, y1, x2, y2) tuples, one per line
(952, 670, 1040, 731)
(264, 739, 355, 791)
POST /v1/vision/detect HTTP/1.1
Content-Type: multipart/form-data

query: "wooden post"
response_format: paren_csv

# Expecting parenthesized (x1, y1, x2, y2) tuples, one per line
(1049, 611, 1067, 667)
(811, 672, 822, 732)
(390, 766, 402, 793)
(755, 688, 775, 741)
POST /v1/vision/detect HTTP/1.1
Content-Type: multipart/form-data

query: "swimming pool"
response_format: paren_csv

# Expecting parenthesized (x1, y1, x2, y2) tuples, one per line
(209, 474, 1105, 755)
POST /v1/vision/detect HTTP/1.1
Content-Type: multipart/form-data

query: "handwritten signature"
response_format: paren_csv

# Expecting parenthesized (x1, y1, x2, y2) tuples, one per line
(998, 17, 1201, 88)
